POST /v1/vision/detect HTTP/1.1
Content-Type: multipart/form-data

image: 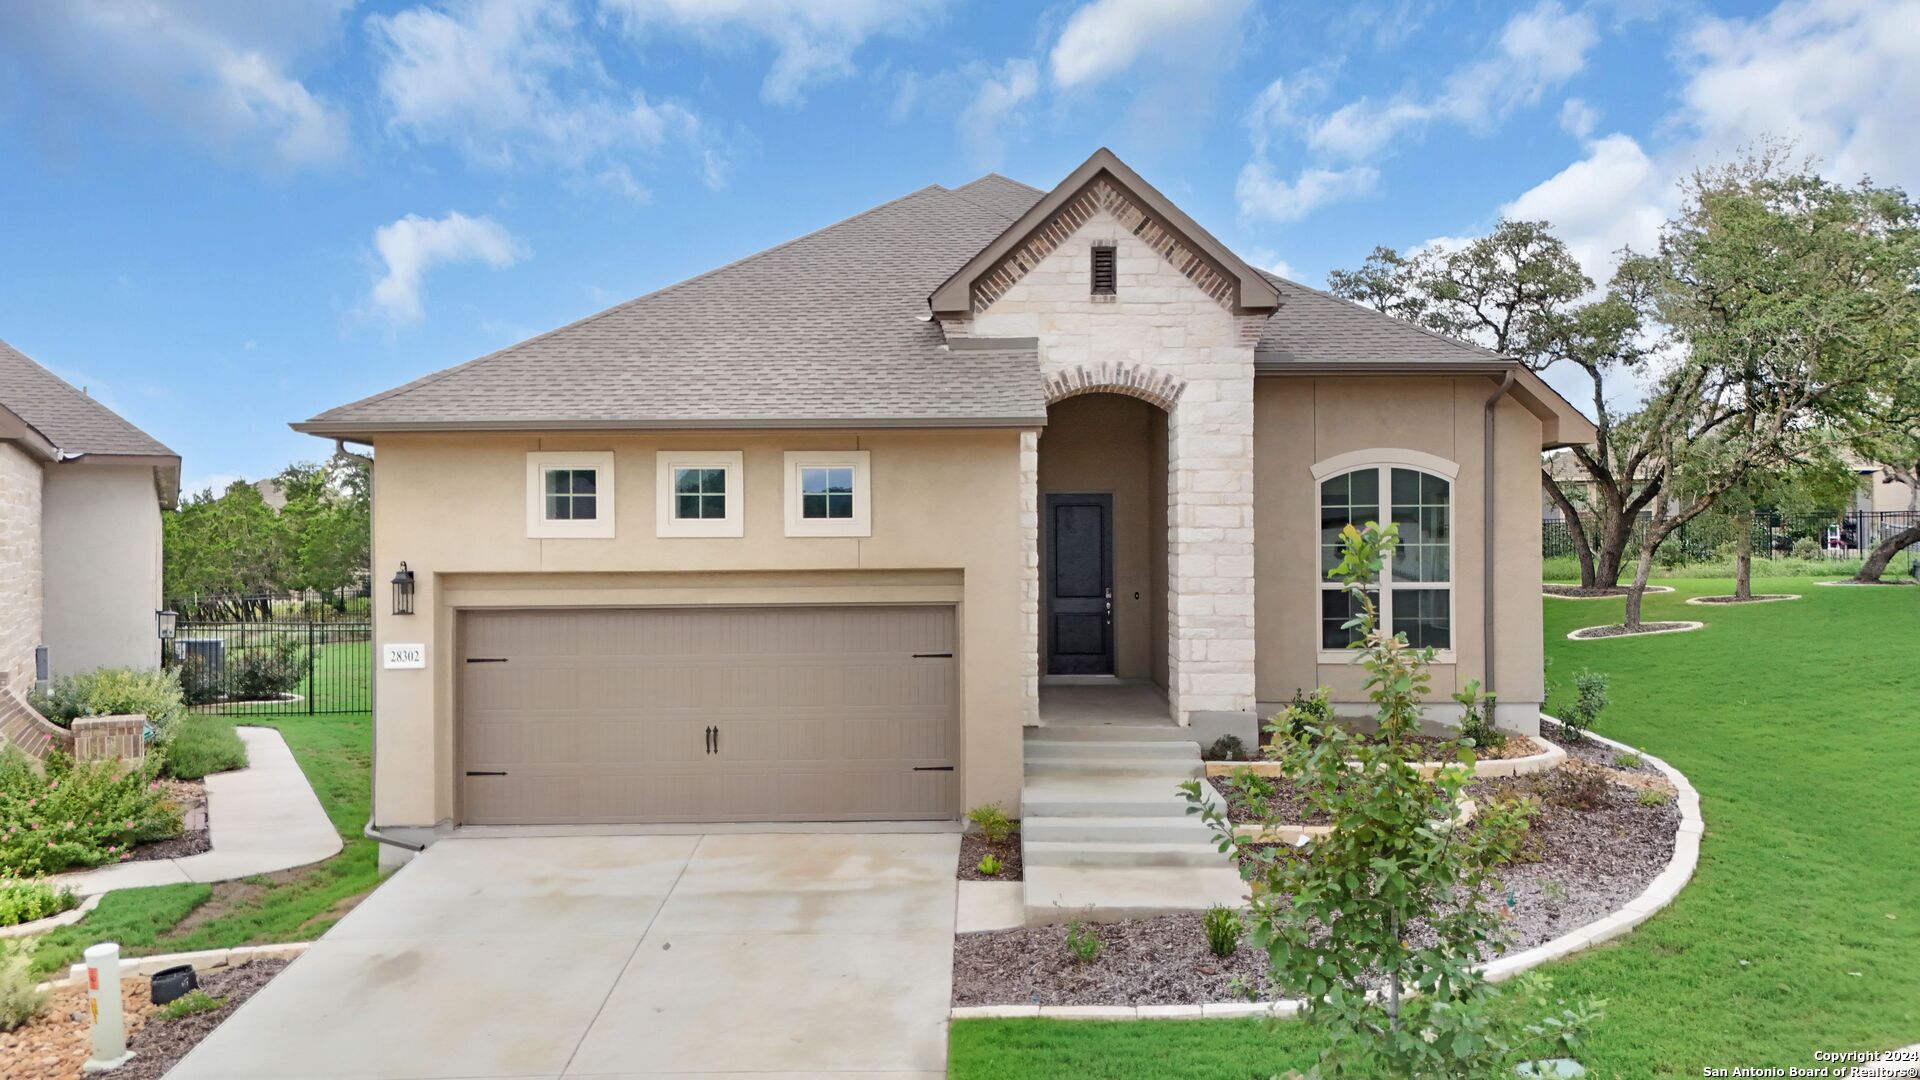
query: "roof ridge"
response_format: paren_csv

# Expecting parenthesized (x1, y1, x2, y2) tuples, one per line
(309, 183, 959, 422)
(1253, 270, 1511, 361)
(957, 172, 1045, 196)
(0, 338, 175, 456)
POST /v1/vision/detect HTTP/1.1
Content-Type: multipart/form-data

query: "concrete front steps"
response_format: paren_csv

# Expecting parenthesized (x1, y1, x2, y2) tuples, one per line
(1020, 727, 1248, 925)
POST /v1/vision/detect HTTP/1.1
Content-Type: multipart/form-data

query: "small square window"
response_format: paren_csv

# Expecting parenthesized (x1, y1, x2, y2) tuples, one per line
(656, 452, 744, 537)
(784, 451, 870, 537)
(527, 452, 615, 539)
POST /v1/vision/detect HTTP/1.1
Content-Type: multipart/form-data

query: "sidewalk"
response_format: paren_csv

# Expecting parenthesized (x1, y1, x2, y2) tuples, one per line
(51, 726, 342, 897)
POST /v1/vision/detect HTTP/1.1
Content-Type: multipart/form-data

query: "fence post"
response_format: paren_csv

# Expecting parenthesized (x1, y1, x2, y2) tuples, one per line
(308, 621, 316, 716)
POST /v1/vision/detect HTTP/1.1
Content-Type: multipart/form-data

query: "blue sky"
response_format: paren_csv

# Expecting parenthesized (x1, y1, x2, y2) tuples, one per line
(2, 0, 1914, 493)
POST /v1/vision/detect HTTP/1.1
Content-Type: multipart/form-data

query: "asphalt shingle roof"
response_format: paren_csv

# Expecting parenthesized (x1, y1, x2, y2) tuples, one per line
(301, 171, 1506, 435)
(0, 339, 175, 457)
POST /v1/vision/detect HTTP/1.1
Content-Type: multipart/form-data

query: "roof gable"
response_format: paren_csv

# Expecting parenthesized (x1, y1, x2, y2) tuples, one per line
(931, 148, 1280, 318)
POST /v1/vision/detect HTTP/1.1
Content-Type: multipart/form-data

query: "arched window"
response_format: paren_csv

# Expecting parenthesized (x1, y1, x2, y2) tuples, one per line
(1316, 456, 1455, 654)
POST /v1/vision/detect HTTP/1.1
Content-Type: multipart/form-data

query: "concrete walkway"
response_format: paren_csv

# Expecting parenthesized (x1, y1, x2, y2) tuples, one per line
(166, 832, 960, 1079)
(51, 726, 341, 897)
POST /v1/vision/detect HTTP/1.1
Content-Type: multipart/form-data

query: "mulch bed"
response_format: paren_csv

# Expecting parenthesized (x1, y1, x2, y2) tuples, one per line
(115, 960, 289, 1080)
(1568, 621, 1696, 639)
(1543, 722, 1656, 775)
(0, 960, 286, 1080)
(1207, 773, 1332, 826)
(957, 830, 1023, 881)
(126, 780, 210, 863)
(1543, 584, 1675, 598)
(1690, 593, 1797, 603)
(954, 764, 1680, 1006)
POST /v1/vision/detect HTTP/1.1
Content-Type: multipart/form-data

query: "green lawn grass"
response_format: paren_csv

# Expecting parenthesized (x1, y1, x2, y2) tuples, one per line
(215, 639, 371, 717)
(949, 577, 1920, 1078)
(32, 712, 380, 975)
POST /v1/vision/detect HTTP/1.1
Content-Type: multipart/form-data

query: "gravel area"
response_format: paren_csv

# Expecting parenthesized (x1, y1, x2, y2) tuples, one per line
(1568, 621, 1696, 639)
(1543, 584, 1675, 598)
(115, 960, 289, 1080)
(1543, 721, 1656, 774)
(954, 765, 1680, 1006)
(957, 830, 1022, 881)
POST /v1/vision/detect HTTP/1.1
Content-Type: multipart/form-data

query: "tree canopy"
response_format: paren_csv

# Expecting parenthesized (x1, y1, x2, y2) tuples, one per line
(163, 455, 371, 616)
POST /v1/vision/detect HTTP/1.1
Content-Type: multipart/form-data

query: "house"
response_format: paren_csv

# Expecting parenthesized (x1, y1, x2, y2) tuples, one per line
(0, 340, 179, 693)
(295, 149, 1593, 848)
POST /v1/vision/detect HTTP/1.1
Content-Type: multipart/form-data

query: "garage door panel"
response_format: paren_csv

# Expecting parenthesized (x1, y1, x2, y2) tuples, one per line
(459, 606, 957, 825)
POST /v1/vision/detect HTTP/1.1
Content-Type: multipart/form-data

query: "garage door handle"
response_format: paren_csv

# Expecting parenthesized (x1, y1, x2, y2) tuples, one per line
(465, 770, 507, 777)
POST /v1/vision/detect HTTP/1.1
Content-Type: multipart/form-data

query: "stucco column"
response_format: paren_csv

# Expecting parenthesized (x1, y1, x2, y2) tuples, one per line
(1165, 369, 1257, 722)
(1018, 430, 1041, 726)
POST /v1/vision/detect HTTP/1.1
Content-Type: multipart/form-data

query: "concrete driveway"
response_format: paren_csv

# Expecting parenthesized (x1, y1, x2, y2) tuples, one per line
(167, 832, 960, 1079)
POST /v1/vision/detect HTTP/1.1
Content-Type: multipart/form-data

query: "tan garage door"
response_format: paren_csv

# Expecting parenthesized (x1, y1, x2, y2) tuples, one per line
(458, 606, 957, 825)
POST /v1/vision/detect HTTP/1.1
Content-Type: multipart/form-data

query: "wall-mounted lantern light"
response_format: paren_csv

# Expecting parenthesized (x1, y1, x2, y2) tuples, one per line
(391, 562, 416, 616)
(155, 609, 178, 641)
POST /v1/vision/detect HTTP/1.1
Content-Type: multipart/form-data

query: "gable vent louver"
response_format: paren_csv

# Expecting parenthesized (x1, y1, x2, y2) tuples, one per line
(1090, 245, 1117, 295)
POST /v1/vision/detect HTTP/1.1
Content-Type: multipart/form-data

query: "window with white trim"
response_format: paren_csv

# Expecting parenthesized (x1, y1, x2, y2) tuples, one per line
(1318, 463, 1453, 653)
(783, 450, 870, 537)
(655, 451, 743, 537)
(526, 451, 615, 539)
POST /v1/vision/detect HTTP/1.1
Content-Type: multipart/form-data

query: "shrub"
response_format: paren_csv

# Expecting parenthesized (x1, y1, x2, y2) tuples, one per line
(1557, 669, 1610, 744)
(1204, 734, 1247, 762)
(1454, 678, 1506, 751)
(1790, 536, 1822, 560)
(157, 990, 225, 1020)
(1267, 686, 1334, 746)
(1202, 904, 1242, 957)
(966, 802, 1016, 845)
(1613, 752, 1644, 769)
(176, 654, 222, 706)
(231, 637, 305, 700)
(161, 714, 249, 780)
(0, 749, 181, 876)
(0, 940, 47, 1032)
(976, 853, 1002, 876)
(0, 879, 78, 927)
(28, 667, 185, 737)
(1477, 793, 1542, 866)
(1547, 769, 1611, 812)
(1064, 919, 1101, 964)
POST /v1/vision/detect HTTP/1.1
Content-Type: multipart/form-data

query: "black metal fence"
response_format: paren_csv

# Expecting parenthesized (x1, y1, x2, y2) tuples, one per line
(167, 594, 371, 715)
(1544, 509, 1920, 563)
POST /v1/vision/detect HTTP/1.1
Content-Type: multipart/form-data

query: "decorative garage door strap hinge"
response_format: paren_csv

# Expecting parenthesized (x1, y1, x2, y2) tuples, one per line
(464, 657, 509, 663)
(464, 770, 507, 777)
(913, 765, 954, 771)
(911, 652, 953, 658)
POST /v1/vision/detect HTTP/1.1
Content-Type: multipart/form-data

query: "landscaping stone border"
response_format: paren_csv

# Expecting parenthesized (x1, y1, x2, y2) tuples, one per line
(1814, 578, 1917, 587)
(0, 892, 101, 940)
(46, 942, 312, 992)
(1566, 620, 1705, 641)
(1541, 585, 1675, 600)
(1203, 736, 1566, 783)
(1684, 594, 1801, 605)
(950, 720, 1702, 1022)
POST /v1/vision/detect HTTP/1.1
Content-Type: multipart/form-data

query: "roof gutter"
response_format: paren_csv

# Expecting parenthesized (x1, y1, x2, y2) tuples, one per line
(1482, 371, 1517, 700)
(322, 439, 420, 857)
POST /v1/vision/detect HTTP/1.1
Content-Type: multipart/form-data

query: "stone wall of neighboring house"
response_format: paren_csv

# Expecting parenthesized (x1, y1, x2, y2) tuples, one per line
(43, 463, 164, 675)
(0, 442, 44, 692)
(962, 196, 1262, 724)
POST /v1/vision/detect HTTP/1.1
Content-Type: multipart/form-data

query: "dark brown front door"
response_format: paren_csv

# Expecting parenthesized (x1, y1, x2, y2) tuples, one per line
(1045, 493, 1114, 675)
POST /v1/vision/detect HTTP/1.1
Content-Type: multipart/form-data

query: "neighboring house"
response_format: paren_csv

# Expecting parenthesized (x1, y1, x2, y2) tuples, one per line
(253, 476, 288, 510)
(295, 149, 1593, 842)
(1540, 449, 1672, 521)
(0, 340, 179, 690)
(1847, 457, 1918, 515)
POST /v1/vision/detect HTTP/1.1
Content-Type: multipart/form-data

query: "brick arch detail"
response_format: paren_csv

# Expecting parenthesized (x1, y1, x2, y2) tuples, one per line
(1043, 362, 1186, 411)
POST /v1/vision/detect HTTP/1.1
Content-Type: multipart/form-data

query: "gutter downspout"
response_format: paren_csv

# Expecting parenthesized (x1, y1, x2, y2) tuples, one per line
(332, 439, 424, 857)
(1482, 372, 1517, 701)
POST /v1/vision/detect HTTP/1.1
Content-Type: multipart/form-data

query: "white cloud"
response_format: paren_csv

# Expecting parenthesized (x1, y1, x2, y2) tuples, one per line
(1558, 97, 1599, 139)
(371, 0, 720, 183)
(1236, 162, 1380, 224)
(957, 59, 1039, 168)
(1246, 73, 1327, 157)
(369, 212, 526, 323)
(0, 0, 351, 169)
(1502, 134, 1667, 278)
(1302, 1, 1597, 161)
(1050, 0, 1253, 90)
(601, 0, 948, 106)
(1246, 248, 1301, 282)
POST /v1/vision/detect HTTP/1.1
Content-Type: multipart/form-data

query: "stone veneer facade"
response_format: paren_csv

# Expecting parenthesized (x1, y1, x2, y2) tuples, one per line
(0, 442, 43, 692)
(955, 198, 1261, 723)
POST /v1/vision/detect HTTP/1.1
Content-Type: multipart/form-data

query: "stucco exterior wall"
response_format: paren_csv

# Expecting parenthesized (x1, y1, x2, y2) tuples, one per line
(43, 464, 163, 675)
(1253, 376, 1546, 732)
(0, 443, 42, 690)
(965, 205, 1261, 721)
(1036, 394, 1168, 684)
(368, 429, 1029, 828)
